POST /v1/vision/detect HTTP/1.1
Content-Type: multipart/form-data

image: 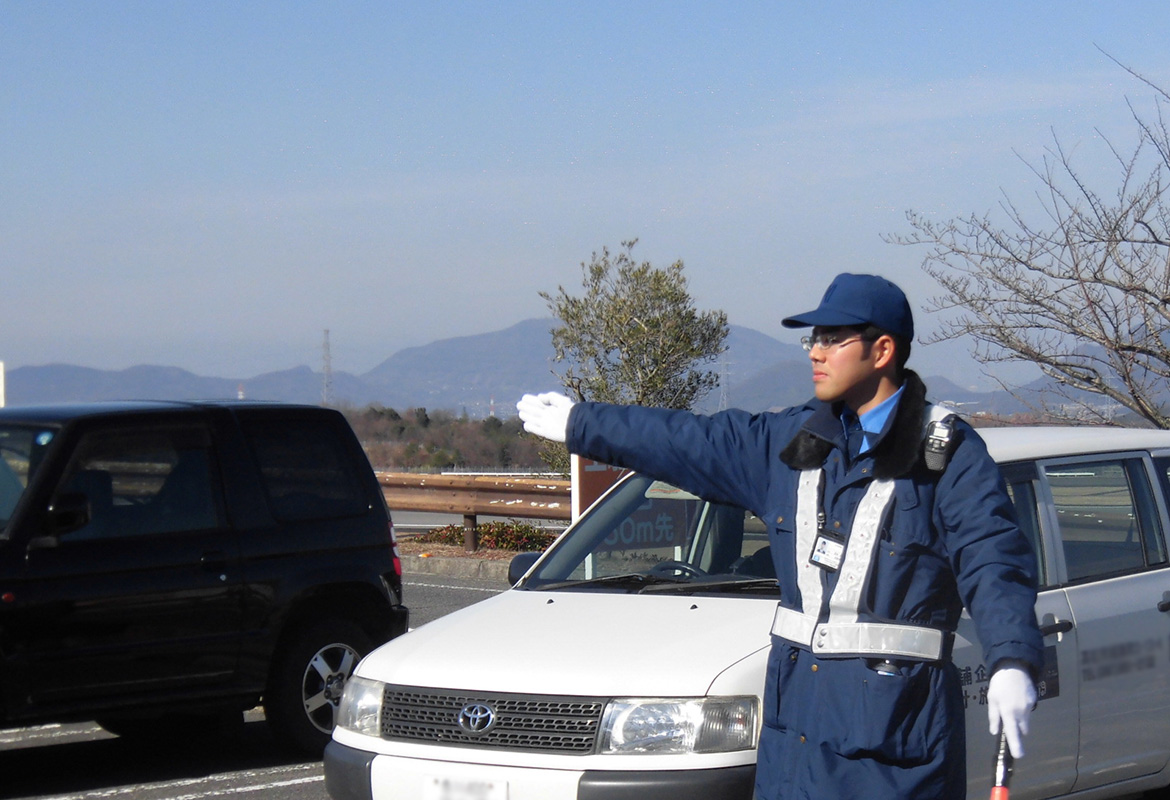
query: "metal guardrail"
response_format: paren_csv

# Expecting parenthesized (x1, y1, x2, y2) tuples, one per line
(378, 472, 571, 551)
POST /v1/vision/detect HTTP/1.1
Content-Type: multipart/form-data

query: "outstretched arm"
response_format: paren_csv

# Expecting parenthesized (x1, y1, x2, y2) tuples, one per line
(517, 392, 786, 514)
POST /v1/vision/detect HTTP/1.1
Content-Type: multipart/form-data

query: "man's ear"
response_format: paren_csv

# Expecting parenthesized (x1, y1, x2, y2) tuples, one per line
(871, 334, 897, 370)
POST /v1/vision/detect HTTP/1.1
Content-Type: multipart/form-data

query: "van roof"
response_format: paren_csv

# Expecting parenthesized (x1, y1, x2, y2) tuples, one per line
(981, 426, 1170, 463)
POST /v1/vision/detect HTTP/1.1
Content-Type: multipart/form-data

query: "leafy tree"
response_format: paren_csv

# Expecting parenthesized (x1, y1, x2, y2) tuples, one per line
(892, 61, 1170, 428)
(541, 239, 729, 409)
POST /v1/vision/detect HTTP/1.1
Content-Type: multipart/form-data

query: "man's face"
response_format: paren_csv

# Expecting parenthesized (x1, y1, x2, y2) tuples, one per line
(807, 326, 884, 411)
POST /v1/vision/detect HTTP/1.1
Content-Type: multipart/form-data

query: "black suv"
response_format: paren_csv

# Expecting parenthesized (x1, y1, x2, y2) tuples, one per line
(0, 401, 408, 754)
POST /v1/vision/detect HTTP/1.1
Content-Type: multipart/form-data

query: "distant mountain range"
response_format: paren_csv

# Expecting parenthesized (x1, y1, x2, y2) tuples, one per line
(5, 318, 1031, 417)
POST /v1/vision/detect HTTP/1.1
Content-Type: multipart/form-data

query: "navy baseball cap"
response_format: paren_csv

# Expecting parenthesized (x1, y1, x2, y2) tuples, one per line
(781, 273, 914, 340)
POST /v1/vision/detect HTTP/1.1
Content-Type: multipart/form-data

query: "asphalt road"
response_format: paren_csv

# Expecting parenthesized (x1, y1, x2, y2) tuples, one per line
(404, 570, 509, 628)
(0, 710, 328, 800)
(0, 571, 504, 800)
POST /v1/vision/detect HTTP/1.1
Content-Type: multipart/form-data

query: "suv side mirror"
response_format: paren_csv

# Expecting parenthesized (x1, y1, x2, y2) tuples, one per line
(45, 492, 92, 537)
(508, 551, 542, 586)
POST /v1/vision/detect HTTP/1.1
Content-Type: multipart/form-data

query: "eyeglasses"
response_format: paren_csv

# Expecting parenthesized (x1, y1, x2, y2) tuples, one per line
(800, 333, 871, 352)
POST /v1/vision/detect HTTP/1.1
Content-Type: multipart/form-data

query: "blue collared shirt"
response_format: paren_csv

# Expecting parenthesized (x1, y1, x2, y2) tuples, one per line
(843, 385, 905, 454)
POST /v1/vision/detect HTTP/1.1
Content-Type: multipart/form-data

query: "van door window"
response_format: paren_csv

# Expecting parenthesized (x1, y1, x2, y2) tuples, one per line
(1000, 463, 1048, 588)
(1153, 456, 1170, 548)
(1043, 458, 1165, 583)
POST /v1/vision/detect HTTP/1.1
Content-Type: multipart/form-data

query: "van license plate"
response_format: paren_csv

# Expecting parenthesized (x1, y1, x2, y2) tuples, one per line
(426, 777, 507, 800)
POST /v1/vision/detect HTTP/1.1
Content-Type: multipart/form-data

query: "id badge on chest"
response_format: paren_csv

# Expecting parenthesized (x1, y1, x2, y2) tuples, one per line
(809, 528, 845, 572)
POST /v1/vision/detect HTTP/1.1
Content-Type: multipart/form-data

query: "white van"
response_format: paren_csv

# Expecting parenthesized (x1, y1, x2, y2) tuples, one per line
(325, 427, 1170, 800)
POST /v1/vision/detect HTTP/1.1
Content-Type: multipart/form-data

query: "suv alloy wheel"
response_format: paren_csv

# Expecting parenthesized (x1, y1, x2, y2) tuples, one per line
(265, 618, 373, 755)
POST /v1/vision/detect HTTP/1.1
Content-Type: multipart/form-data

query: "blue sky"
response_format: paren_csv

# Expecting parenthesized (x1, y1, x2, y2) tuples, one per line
(4, 2, 1170, 389)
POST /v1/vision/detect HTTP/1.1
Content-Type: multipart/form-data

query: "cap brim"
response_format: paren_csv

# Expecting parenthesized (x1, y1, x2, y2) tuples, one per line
(781, 309, 871, 329)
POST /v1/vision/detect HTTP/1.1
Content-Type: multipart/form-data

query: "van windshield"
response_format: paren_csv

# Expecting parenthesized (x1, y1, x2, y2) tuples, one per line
(522, 474, 779, 596)
(0, 425, 57, 534)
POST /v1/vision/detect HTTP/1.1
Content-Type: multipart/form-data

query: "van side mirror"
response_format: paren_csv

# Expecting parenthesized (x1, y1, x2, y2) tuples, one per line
(508, 551, 542, 586)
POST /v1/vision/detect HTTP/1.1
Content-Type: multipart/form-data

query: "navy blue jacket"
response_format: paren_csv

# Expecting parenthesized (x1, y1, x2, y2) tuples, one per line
(566, 372, 1043, 800)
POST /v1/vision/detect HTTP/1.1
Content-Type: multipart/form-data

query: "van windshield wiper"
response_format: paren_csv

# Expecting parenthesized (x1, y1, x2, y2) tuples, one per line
(639, 577, 781, 596)
(532, 572, 690, 592)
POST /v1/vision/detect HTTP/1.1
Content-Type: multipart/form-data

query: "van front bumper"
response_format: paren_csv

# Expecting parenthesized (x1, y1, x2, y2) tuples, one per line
(324, 741, 756, 800)
(577, 763, 755, 799)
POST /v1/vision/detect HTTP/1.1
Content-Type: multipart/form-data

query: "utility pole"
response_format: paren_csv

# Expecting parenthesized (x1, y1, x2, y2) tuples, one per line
(322, 330, 333, 406)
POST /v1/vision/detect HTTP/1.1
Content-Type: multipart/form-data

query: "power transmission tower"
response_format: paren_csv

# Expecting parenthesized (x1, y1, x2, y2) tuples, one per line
(322, 329, 333, 406)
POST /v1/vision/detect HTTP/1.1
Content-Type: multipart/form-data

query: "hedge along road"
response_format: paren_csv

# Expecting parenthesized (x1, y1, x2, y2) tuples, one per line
(0, 571, 502, 800)
(392, 509, 565, 537)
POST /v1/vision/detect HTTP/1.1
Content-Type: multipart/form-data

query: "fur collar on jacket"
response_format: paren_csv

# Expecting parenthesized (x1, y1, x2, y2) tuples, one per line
(779, 370, 930, 480)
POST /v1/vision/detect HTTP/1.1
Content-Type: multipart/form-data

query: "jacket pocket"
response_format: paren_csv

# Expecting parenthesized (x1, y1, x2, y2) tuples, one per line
(816, 659, 937, 765)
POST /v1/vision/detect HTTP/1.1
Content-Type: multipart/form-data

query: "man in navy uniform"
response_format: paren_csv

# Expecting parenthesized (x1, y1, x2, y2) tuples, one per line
(518, 273, 1042, 800)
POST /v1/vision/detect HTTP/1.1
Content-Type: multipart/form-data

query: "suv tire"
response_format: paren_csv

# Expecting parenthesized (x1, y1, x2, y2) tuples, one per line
(265, 618, 372, 755)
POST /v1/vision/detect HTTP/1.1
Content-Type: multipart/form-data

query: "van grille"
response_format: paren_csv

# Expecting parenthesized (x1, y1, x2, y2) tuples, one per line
(380, 685, 605, 753)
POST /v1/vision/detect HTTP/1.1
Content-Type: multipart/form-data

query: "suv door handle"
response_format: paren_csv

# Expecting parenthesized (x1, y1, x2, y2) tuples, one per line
(200, 551, 228, 580)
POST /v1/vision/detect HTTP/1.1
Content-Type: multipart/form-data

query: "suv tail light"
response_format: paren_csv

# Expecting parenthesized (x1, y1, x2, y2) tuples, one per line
(388, 521, 402, 578)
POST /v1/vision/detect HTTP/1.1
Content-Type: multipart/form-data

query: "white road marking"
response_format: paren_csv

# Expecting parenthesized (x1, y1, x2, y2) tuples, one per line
(38, 763, 322, 800)
(404, 580, 499, 593)
(0, 722, 106, 746)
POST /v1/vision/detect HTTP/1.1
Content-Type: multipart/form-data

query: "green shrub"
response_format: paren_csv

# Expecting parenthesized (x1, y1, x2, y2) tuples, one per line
(417, 520, 558, 551)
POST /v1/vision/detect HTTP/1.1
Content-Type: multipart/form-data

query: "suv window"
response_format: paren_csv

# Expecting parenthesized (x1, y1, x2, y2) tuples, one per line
(1044, 458, 1167, 582)
(0, 426, 56, 531)
(57, 424, 222, 538)
(241, 417, 369, 521)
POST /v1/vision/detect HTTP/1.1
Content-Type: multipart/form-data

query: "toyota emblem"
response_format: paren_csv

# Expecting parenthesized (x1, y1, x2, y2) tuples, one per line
(457, 702, 497, 734)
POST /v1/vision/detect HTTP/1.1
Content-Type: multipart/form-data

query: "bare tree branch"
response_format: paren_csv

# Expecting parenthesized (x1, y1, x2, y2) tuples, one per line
(888, 69, 1170, 428)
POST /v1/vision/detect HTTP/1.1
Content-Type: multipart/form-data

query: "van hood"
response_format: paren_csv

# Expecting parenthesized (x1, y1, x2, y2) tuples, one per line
(357, 588, 777, 697)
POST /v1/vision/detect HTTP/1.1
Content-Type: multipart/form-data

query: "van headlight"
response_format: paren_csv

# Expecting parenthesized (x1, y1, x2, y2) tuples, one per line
(336, 675, 385, 737)
(598, 696, 758, 754)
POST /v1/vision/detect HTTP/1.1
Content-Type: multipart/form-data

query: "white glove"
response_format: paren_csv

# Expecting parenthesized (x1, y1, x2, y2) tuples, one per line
(988, 665, 1036, 758)
(516, 392, 575, 443)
